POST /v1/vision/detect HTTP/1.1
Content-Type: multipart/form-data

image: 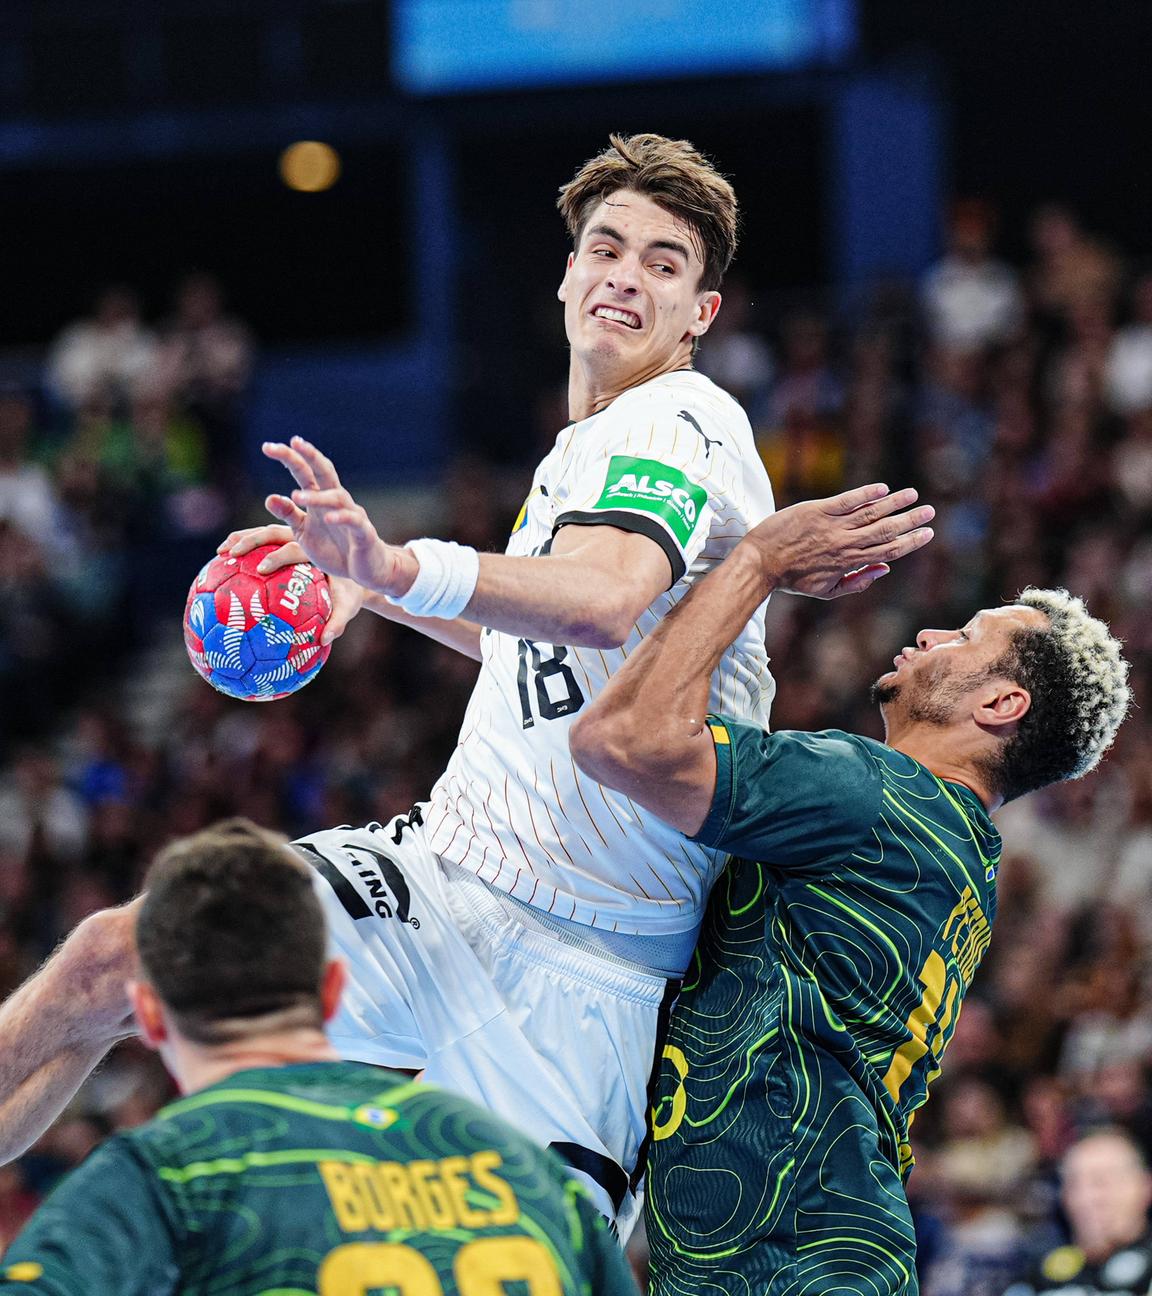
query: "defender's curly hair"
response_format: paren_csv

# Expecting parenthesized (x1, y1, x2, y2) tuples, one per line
(988, 588, 1131, 803)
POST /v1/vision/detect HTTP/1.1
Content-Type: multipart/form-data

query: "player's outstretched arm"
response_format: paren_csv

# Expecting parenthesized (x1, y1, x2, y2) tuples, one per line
(570, 484, 934, 833)
(0, 901, 140, 1165)
(263, 438, 672, 648)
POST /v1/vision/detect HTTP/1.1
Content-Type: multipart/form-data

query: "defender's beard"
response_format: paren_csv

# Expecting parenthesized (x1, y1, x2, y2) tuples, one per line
(871, 664, 990, 727)
(870, 678, 899, 707)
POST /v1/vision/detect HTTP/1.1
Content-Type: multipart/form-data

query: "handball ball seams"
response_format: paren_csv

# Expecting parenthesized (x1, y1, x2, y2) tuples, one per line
(183, 544, 333, 701)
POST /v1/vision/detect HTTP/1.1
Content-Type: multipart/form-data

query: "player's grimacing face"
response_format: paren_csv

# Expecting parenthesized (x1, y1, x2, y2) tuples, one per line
(558, 190, 720, 377)
(871, 604, 1048, 723)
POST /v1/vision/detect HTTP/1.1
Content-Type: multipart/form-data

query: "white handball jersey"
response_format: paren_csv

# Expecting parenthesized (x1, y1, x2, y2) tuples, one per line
(426, 370, 776, 935)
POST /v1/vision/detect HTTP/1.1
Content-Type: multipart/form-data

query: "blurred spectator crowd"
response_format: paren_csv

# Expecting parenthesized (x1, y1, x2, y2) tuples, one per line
(0, 275, 250, 747)
(2, 201, 1152, 1294)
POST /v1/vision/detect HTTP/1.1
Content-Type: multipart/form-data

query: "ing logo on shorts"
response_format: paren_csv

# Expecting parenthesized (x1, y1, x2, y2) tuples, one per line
(345, 845, 420, 926)
(298, 840, 421, 929)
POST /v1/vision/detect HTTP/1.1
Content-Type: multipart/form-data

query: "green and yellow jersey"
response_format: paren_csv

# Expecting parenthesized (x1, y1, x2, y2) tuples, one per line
(647, 721, 1000, 1296)
(0, 1062, 637, 1296)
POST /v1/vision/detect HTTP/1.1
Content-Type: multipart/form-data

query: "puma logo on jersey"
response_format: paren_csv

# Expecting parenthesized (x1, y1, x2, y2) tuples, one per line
(678, 409, 723, 459)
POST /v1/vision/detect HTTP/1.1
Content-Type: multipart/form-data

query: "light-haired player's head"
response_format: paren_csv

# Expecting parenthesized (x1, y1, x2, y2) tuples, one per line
(556, 134, 738, 373)
(134, 818, 336, 1047)
(873, 587, 1130, 804)
(994, 588, 1131, 800)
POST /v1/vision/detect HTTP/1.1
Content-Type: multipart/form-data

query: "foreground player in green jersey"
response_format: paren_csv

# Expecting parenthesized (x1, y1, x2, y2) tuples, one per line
(0, 820, 636, 1296)
(571, 483, 1131, 1296)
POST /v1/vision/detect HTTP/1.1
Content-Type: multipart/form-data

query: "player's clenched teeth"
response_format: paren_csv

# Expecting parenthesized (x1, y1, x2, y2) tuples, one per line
(592, 306, 642, 328)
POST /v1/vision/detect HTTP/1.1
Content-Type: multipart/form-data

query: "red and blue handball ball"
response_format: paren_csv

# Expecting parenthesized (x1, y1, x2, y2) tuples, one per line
(183, 544, 333, 701)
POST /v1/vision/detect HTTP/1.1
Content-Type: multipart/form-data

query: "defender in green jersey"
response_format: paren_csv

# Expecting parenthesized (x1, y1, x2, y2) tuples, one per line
(0, 821, 636, 1296)
(645, 727, 997, 1294)
(571, 482, 1130, 1295)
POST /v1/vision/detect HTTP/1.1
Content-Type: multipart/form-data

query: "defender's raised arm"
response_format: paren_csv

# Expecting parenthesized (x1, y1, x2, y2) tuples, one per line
(569, 483, 934, 833)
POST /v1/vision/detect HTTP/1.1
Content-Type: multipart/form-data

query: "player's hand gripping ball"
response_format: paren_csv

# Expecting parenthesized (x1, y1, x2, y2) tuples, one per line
(183, 544, 332, 701)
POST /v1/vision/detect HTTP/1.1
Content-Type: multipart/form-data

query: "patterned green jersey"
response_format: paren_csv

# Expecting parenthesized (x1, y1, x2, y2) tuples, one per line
(0, 1062, 637, 1296)
(647, 721, 1001, 1296)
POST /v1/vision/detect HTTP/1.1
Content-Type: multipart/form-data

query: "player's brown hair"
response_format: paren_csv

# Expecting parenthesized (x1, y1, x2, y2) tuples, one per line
(557, 133, 738, 292)
(137, 818, 327, 1045)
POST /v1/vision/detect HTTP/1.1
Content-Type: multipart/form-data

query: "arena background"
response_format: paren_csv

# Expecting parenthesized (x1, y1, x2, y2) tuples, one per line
(1, 2, 1151, 1290)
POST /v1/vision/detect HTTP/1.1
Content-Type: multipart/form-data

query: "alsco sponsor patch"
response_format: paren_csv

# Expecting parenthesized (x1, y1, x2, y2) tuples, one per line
(592, 456, 707, 548)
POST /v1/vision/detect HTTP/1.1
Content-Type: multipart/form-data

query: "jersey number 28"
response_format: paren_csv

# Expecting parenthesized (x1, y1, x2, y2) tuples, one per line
(319, 1237, 561, 1294)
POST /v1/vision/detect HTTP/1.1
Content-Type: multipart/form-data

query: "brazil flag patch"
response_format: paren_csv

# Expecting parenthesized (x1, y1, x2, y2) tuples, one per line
(592, 456, 707, 549)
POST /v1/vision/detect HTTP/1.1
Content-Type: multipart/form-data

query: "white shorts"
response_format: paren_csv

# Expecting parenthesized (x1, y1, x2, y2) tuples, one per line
(296, 810, 677, 1232)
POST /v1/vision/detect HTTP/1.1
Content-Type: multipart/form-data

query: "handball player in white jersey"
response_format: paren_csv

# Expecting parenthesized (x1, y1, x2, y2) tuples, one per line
(0, 134, 932, 1230)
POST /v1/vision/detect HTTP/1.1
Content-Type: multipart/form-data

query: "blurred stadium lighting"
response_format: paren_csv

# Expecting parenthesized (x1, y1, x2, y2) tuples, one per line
(279, 140, 341, 193)
(394, 0, 855, 92)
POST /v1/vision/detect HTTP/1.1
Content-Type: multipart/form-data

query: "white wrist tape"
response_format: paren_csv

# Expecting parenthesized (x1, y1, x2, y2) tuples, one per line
(387, 538, 480, 620)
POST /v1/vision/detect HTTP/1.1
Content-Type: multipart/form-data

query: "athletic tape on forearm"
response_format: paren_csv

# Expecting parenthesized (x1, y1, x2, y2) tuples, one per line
(386, 538, 479, 620)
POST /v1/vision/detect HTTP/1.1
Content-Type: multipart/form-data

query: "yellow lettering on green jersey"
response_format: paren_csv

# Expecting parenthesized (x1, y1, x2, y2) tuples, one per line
(882, 950, 947, 1105)
(652, 1045, 689, 1142)
(318, 1237, 563, 1296)
(437, 1155, 480, 1228)
(319, 1240, 439, 1294)
(408, 1160, 457, 1229)
(470, 1151, 521, 1226)
(319, 1162, 370, 1232)
(943, 886, 991, 984)
(379, 1161, 425, 1228)
(353, 1162, 401, 1230)
(320, 1153, 522, 1234)
(453, 1236, 563, 1295)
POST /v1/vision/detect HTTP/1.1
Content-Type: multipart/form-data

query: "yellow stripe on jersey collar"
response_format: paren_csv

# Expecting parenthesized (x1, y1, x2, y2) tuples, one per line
(709, 722, 731, 745)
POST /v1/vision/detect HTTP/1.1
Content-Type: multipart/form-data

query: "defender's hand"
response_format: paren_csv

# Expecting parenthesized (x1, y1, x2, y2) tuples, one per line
(216, 522, 367, 645)
(262, 438, 415, 598)
(747, 483, 934, 599)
